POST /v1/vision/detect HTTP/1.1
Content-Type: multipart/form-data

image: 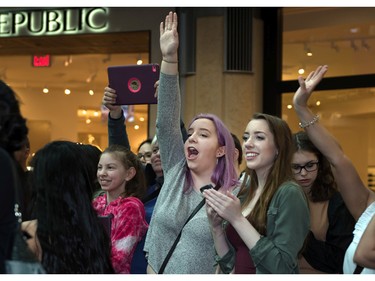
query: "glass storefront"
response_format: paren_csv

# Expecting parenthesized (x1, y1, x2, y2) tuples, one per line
(282, 7, 375, 190)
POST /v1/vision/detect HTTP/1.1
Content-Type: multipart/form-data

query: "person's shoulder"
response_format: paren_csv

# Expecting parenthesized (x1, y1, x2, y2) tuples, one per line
(92, 192, 107, 207)
(118, 197, 146, 217)
(279, 180, 302, 192)
(0, 146, 12, 163)
(275, 181, 306, 200)
(121, 196, 144, 207)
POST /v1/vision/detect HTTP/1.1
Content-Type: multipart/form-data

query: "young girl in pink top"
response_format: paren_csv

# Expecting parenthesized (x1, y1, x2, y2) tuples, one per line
(93, 144, 148, 274)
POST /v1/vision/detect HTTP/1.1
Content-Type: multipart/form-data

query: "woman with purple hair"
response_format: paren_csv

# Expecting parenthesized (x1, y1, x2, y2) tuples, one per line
(143, 11, 239, 274)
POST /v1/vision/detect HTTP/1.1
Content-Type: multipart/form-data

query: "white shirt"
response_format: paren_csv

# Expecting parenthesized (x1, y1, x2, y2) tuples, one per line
(343, 201, 375, 274)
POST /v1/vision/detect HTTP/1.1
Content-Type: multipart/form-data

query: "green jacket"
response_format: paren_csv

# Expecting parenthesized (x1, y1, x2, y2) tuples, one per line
(250, 181, 310, 273)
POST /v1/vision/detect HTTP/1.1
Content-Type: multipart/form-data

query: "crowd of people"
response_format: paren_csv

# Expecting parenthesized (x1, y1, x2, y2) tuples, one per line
(1, 11, 374, 275)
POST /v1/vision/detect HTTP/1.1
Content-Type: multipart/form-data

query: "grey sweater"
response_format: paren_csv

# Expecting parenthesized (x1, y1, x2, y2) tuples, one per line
(143, 73, 217, 274)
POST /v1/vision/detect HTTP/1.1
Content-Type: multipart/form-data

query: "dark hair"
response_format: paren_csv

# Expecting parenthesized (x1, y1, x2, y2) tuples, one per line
(231, 133, 243, 166)
(137, 138, 152, 153)
(31, 141, 113, 273)
(0, 80, 28, 154)
(239, 113, 294, 235)
(79, 143, 102, 197)
(292, 131, 337, 202)
(185, 113, 238, 192)
(101, 144, 147, 200)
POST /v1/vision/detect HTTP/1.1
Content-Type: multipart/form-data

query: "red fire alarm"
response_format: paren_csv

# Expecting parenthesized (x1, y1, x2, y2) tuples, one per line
(33, 55, 51, 67)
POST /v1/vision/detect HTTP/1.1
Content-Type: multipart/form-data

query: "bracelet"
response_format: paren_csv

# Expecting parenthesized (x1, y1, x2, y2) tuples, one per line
(299, 115, 320, 129)
(162, 59, 178, 64)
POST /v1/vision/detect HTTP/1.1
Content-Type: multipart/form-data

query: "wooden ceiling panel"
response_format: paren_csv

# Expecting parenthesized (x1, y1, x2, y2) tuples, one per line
(0, 31, 150, 56)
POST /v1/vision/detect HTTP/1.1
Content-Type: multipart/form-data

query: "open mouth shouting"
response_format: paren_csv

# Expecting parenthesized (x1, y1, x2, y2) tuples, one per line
(187, 146, 199, 160)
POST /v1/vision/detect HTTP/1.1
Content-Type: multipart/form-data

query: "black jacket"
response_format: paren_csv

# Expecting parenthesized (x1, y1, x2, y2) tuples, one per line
(302, 192, 356, 273)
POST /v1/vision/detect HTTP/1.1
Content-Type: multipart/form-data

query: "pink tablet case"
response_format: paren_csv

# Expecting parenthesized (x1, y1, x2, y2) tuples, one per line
(107, 63, 160, 105)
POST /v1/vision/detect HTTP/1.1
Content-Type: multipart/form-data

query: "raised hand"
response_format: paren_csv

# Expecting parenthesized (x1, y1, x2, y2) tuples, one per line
(102, 86, 122, 118)
(293, 65, 328, 109)
(154, 80, 159, 98)
(159, 11, 179, 62)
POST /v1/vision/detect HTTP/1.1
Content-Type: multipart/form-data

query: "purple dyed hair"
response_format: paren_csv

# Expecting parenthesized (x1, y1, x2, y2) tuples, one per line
(184, 113, 238, 192)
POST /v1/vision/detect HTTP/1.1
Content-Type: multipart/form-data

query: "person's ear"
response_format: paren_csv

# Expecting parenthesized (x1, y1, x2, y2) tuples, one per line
(233, 148, 239, 163)
(125, 167, 136, 181)
(216, 146, 226, 158)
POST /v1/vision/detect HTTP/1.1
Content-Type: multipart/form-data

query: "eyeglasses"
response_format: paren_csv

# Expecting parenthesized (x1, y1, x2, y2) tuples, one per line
(291, 161, 319, 174)
(137, 152, 152, 160)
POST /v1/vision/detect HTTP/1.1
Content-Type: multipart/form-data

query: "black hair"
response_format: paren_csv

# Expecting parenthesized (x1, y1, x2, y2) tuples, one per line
(32, 140, 114, 273)
(137, 138, 153, 153)
(0, 80, 28, 154)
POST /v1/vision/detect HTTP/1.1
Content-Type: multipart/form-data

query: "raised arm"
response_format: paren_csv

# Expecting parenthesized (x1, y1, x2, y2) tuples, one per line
(102, 87, 130, 149)
(156, 12, 185, 171)
(292, 65, 374, 220)
(154, 79, 188, 143)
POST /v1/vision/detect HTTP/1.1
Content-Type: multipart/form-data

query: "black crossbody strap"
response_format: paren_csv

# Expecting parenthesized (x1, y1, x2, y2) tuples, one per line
(158, 184, 218, 274)
(353, 265, 364, 274)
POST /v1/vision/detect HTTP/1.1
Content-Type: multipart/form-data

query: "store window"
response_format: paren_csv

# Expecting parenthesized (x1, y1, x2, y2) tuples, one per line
(282, 7, 375, 190)
(282, 7, 375, 80)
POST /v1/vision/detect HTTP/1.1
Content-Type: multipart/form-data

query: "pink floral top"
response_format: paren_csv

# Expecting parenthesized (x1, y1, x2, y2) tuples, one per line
(92, 194, 148, 274)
